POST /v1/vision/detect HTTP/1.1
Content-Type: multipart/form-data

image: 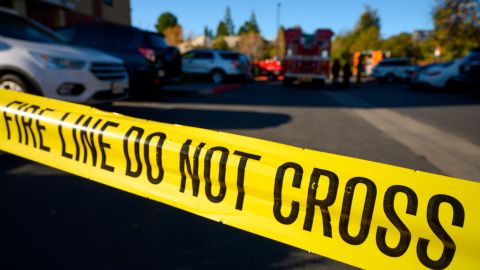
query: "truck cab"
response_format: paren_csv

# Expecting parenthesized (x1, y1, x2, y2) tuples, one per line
(283, 28, 334, 87)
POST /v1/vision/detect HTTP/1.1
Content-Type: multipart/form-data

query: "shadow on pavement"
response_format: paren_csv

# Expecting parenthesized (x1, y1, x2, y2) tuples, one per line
(0, 154, 356, 270)
(153, 82, 480, 109)
(112, 106, 291, 130)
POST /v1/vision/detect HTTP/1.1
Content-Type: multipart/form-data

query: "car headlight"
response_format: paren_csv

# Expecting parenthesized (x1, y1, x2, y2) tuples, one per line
(30, 52, 86, 69)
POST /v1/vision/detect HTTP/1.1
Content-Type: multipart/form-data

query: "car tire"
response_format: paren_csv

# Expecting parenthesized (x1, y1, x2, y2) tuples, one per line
(445, 79, 456, 91)
(385, 73, 396, 83)
(283, 77, 294, 87)
(0, 74, 28, 92)
(312, 79, 325, 89)
(210, 69, 225, 84)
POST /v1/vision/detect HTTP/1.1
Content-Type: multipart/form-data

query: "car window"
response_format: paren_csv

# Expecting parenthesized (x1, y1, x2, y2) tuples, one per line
(220, 53, 240, 60)
(59, 25, 143, 50)
(0, 12, 63, 44)
(193, 52, 214, 60)
(55, 27, 75, 43)
(148, 34, 168, 49)
(183, 51, 195, 59)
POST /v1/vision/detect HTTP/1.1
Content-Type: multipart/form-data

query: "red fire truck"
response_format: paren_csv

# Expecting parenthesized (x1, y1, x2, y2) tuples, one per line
(283, 28, 334, 87)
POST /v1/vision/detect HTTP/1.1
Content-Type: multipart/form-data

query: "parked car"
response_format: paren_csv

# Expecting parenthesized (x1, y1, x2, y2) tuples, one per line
(0, 8, 129, 104)
(408, 63, 439, 88)
(371, 57, 414, 83)
(56, 23, 181, 96)
(182, 49, 252, 84)
(416, 51, 480, 90)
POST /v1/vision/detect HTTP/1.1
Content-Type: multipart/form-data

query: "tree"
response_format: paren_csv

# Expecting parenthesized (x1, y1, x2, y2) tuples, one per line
(213, 37, 230, 50)
(238, 32, 264, 60)
(432, 0, 480, 59)
(216, 21, 228, 38)
(224, 6, 235, 35)
(356, 5, 380, 32)
(331, 5, 381, 64)
(204, 26, 213, 39)
(381, 32, 420, 58)
(163, 25, 183, 46)
(275, 27, 286, 58)
(155, 12, 178, 34)
(238, 11, 260, 35)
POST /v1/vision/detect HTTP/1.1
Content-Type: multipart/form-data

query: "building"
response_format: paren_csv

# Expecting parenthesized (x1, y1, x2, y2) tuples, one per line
(0, 0, 131, 28)
(412, 30, 433, 43)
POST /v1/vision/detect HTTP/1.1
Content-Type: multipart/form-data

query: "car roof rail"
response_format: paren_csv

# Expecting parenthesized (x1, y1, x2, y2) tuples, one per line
(0, 7, 20, 15)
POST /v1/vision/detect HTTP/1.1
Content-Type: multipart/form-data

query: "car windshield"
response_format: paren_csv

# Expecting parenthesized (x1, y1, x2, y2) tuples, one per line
(0, 12, 64, 44)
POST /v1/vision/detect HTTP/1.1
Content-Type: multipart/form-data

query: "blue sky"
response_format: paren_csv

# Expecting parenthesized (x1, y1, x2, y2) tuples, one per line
(131, 0, 435, 40)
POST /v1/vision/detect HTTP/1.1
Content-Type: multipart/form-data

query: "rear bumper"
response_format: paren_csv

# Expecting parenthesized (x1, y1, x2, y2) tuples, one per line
(284, 73, 327, 80)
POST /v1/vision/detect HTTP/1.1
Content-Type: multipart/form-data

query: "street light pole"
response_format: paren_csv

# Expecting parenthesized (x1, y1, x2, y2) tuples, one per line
(276, 2, 281, 58)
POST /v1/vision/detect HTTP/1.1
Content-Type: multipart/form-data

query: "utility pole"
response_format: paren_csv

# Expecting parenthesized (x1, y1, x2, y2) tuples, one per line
(276, 2, 281, 58)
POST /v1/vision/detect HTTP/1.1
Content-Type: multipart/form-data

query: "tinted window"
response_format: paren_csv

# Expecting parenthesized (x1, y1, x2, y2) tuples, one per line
(58, 25, 143, 50)
(379, 60, 410, 66)
(0, 13, 63, 43)
(220, 53, 240, 60)
(183, 51, 195, 59)
(148, 34, 167, 49)
(193, 52, 214, 60)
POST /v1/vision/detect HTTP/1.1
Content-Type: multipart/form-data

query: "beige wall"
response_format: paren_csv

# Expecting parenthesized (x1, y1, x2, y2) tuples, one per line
(102, 0, 131, 26)
(11, 0, 27, 16)
(74, 0, 93, 16)
(2, 0, 130, 27)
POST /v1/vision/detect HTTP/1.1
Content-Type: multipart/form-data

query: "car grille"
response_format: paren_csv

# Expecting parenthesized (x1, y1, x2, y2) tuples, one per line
(90, 62, 128, 81)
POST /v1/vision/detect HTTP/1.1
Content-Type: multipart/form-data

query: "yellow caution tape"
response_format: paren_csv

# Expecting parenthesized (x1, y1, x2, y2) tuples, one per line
(0, 89, 479, 269)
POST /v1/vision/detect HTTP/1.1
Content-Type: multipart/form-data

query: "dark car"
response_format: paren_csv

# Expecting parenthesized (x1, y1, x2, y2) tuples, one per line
(56, 23, 181, 96)
(456, 49, 480, 89)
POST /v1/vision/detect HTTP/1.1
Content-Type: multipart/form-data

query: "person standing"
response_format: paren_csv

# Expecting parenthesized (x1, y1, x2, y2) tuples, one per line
(331, 59, 340, 86)
(342, 62, 352, 89)
(356, 55, 364, 85)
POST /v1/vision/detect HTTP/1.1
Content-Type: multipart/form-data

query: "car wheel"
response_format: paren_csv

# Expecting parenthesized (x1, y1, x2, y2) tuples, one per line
(312, 79, 325, 89)
(0, 74, 28, 92)
(445, 79, 456, 91)
(385, 73, 396, 83)
(210, 69, 225, 84)
(283, 77, 294, 87)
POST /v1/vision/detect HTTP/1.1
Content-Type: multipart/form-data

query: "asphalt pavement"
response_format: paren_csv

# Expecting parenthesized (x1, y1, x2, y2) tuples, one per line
(1, 81, 479, 269)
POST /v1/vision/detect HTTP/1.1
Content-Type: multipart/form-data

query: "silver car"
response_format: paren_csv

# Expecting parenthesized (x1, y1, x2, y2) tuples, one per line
(182, 49, 252, 84)
(0, 8, 129, 104)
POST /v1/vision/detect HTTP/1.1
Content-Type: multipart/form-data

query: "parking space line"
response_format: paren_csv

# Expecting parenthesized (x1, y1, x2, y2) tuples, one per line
(325, 91, 480, 182)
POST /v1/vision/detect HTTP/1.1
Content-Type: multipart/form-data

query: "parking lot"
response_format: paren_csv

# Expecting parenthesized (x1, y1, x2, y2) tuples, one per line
(1, 81, 479, 269)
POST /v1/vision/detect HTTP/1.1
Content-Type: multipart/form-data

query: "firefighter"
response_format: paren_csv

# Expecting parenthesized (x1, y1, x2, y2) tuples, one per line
(342, 61, 352, 89)
(356, 55, 364, 85)
(332, 59, 341, 86)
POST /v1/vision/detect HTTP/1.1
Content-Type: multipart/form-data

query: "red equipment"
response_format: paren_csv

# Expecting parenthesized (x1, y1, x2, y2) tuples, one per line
(255, 59, 282, 81)
(283, 27, 334, 86)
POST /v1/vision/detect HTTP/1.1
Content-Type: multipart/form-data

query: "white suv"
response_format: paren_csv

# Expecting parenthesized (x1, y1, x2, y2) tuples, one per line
(371, 57, 414, 83)
(0, 8, 129, 104)
(182, 49, 252, 84)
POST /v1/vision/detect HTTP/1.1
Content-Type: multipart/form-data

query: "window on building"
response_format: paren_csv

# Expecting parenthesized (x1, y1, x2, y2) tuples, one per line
(103, 0, 113, 6)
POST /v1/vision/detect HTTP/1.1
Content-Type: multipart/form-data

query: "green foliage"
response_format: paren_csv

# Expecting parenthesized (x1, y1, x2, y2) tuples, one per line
(356, 5, 380, 31)
(238, 11, 260, 35)
(224, 6, 235, 35)
(432, 0, 480, 60)
(155, 12, 178, 34)
(213, 37, 230, 50)
(381, 33, 420, 59)
(216, 21, 228, 38)
(204, 26, 213, 39)
(331, 6, 381, 64)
